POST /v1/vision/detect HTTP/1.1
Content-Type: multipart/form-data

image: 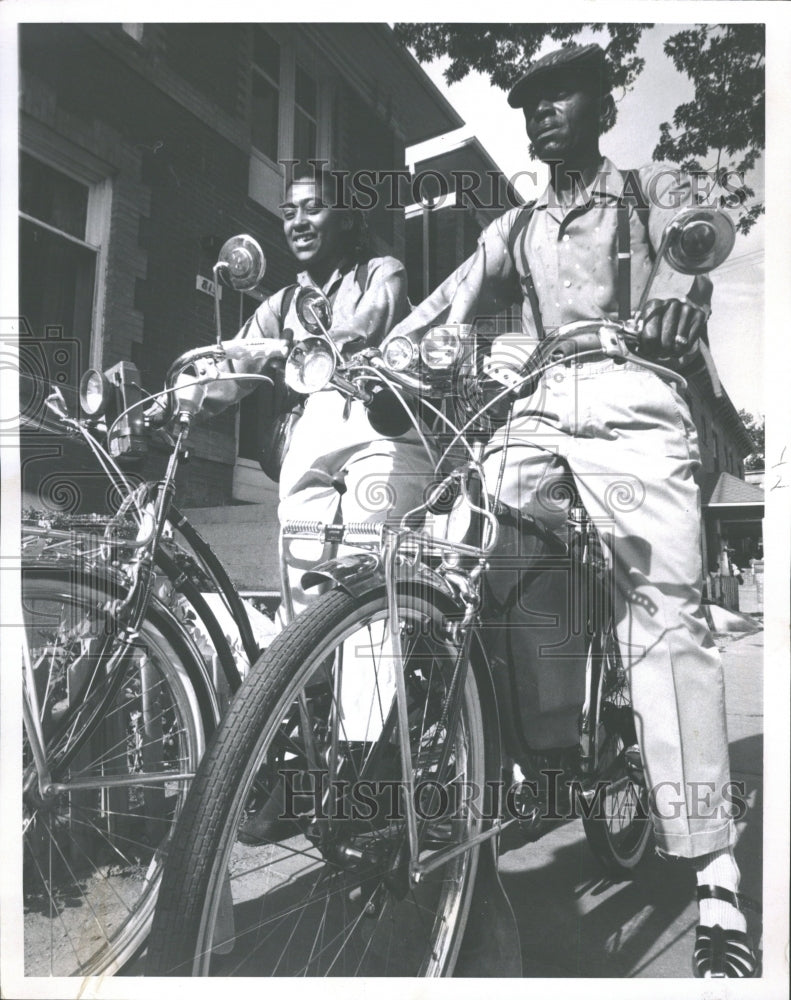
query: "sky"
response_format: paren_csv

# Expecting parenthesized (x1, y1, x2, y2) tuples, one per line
(405, 24, 766, 415)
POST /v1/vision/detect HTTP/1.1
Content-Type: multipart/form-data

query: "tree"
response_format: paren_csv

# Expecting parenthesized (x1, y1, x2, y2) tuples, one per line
(738, 409, 765, 470)
(394, 23, 765, 234)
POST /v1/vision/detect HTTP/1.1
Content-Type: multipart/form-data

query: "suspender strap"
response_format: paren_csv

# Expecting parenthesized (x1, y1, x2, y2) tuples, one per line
(616, 201, 632, 320)
(353, 260, 369, 295)
(507, 202, 544, 339)
(616, 169, 652, 321)
(279, 284, 298, 325)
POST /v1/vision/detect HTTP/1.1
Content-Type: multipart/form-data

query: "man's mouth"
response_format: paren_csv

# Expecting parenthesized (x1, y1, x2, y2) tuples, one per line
(535, 123, 561, 140)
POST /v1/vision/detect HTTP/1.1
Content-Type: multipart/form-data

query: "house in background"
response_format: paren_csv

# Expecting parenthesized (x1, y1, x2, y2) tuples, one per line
(404, 133, 522, 304)
(18, 22, 462, 588)
(685, 374, 764, 608)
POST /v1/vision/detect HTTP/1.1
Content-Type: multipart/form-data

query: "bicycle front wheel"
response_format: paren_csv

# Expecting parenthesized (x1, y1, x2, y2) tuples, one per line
(147, 586, 489, 977)
(22, 570, 207, 976)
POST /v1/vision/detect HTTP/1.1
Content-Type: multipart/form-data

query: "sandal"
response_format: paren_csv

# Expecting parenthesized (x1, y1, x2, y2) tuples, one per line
(693, 885, 759, 978)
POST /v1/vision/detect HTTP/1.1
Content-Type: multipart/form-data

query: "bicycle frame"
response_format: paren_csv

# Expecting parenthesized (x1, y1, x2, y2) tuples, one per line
(275, 326, 668, 884)
(21, 382, 264, 804)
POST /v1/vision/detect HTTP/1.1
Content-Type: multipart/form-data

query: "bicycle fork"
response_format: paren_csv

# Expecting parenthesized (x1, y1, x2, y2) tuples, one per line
(381, 530, 516, 885)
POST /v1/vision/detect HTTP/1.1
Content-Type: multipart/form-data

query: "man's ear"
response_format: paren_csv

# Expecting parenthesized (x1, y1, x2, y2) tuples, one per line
(599, 93, 617, 133)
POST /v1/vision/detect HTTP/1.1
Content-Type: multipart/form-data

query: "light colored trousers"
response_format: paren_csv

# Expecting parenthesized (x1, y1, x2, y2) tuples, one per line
(278, 391, 436, 740)
(483, 359, 735, 858)
(279, 390, 436, 613)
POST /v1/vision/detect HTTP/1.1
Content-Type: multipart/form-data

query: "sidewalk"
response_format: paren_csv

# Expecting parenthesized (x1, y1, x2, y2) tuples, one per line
(495, 627, 764, 978)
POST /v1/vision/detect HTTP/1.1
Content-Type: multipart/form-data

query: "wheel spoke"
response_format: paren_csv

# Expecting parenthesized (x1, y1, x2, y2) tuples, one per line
(23, 573, 203, 976)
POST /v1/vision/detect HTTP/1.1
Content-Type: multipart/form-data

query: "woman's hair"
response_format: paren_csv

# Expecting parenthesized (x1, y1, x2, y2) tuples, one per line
(286, 165, 370, 262)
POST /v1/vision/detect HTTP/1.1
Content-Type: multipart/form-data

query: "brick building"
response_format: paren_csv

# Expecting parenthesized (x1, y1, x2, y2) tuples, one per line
(18, 23, 759, 594)
(18, 22, 462, 585)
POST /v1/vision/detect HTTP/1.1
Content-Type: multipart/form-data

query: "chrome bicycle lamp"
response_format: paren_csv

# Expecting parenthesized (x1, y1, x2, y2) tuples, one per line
(420, 325, 465, 370)
(285, 338, 337, 394)
(382, 335, 417, 372)
(79, 368, 113, 417)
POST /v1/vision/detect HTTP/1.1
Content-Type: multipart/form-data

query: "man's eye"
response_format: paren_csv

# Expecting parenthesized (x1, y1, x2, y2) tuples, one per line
(282, 210, 296, 221)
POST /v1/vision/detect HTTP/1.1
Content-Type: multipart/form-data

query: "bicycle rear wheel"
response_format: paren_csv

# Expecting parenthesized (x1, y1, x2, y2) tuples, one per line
(582, 626, 653, 875)
(147, 586, 489, 977)
(22, 570, 207, 976)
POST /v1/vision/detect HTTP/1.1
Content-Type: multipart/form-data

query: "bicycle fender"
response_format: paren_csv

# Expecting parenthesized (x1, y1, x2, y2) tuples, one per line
(301, 554, 503, 787)
(22, 562, 222, 731)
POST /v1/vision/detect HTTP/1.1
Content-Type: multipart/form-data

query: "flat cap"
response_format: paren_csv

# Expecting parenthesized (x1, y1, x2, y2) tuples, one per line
(507, 43, 609, 108)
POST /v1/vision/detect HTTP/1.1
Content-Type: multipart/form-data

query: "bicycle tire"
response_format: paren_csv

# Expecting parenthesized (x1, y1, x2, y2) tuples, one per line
(147, 585, 488, 977)
(22, 570, 208, 976)
(582, 626, 653, 875)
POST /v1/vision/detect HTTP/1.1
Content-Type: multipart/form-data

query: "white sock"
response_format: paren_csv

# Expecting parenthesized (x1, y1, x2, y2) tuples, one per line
(694, 849, 747, 932)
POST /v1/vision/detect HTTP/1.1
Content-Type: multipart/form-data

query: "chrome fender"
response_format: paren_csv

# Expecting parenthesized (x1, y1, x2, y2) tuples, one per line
(301, 552, 503, 787)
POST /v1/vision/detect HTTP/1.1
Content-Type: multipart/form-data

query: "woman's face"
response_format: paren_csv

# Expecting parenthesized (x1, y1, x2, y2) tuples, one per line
(282, 180, 347, 269)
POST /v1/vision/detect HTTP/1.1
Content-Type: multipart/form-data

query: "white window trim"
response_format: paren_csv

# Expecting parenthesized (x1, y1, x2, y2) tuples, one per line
(249, 28, 333, 213)
(19, 119, 112, 370)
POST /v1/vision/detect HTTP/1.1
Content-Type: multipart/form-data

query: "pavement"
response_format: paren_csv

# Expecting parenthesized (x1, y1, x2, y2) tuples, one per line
(482, 620, 764, 979)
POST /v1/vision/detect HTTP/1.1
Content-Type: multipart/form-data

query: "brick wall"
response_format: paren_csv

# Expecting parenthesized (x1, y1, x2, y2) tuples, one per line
(19, 23, 415, 512)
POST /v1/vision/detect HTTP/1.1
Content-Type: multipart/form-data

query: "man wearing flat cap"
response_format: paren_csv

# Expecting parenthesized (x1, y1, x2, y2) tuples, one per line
(385, 43, 756, 978)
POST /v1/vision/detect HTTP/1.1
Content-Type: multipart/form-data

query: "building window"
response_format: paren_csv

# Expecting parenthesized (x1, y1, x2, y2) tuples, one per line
(19, 152, 104, 392)
(248, 29, 330, 214)
(251, 28, 280, 162)
(293, 63, 318, 170)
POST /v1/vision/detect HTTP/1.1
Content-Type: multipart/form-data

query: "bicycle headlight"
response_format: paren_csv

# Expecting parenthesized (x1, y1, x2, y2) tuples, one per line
(382, 336, 417, 372)
(420, 326, 463, 370)
(285, 338, 336, 394)
(79, 369, 112, 417)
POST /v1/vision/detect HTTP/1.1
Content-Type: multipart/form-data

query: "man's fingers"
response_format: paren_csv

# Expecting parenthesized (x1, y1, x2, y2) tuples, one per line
(673, 304, 707, 355)
(660, 299, 682, 353)
(640, 299, 664, 354)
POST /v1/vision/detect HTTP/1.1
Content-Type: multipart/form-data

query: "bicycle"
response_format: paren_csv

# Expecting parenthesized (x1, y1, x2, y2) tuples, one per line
(143, 206, 735, 976)
(19, 237, 284, 976)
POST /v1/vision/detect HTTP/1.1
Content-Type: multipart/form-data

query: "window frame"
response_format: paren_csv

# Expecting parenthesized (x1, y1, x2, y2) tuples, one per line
(19, 121, 112, 370)
(250, 27, 282, 165)
(248, 28, 332, 214)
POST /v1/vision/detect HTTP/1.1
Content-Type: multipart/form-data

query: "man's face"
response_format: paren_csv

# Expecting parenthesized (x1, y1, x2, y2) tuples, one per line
(521, 74, 601, 161)
(282, 180, 347, 267)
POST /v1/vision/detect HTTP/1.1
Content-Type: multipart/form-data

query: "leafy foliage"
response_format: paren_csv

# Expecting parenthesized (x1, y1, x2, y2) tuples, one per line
(738, 409, 765, 470)
(394, 24, 648, 112)
(654, 24, 764, 234)
(394, 22, 764, 233)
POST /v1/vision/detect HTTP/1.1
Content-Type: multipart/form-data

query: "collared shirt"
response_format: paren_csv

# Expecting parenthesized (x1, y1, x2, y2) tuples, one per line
(242, 256, 408, 346)
(389, 158, 700, 342)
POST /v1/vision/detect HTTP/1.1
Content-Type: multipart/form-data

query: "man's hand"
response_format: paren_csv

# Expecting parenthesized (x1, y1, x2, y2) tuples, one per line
(638, 275, 712, 358)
